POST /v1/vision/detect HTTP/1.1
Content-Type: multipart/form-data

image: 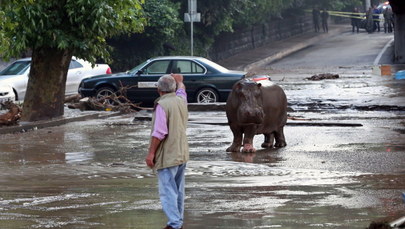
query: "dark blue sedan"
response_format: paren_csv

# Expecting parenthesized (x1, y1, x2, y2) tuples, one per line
(79, 56, 246, 105)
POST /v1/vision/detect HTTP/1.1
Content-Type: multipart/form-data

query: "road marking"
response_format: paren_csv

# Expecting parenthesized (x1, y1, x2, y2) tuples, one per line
(374, 38, 394, 65)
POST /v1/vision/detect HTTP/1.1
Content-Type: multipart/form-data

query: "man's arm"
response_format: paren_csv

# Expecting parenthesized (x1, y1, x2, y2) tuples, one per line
(145, 105, 168, 168)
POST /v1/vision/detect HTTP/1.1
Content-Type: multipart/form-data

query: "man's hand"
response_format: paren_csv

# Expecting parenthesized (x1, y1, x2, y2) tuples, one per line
(145, 152, 155, 168)
(171, 73, 183, 83)
(171, 73, 185, 90)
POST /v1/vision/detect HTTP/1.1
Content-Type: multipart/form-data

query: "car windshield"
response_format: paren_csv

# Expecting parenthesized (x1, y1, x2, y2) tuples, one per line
(128, 60, 149, 74)
(0, 61, 31, 75)
(197, 58, 229, 73)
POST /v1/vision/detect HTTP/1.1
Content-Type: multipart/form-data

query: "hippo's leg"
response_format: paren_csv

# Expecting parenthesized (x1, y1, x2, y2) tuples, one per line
(274, 128, 287, 147)
(261, 133, 274, 148)
(226, 124, 243, 152)
(242, 125, 256, 153)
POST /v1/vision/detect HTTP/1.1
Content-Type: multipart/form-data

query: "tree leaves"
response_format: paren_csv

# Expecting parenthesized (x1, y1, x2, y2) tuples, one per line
(0, 0, 146, 63)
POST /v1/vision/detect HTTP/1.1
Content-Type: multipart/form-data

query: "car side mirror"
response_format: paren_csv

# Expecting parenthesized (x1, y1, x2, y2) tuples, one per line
(136, 69, 143, 75)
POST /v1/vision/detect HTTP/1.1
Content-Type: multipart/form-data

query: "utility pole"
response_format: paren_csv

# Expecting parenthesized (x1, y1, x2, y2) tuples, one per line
(365, 0, 371, 11)
(184, 0, 200, 56)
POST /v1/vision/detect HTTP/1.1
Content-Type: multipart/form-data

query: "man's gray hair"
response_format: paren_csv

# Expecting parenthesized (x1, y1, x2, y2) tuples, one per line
(158, 74, 176, 93)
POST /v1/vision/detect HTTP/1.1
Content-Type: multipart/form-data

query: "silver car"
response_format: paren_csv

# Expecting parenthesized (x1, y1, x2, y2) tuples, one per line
(0, 84, 15, 104)
(0, 57, 112, 101)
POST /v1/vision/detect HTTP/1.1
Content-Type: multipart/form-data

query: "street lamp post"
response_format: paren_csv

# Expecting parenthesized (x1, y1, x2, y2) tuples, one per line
(365, 0, 371, 11)
(184, 0, 200, 56)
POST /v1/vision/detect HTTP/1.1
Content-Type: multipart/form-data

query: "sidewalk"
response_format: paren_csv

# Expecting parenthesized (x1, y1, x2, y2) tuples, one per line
(0, 108, 122, 134)
(217, 24, 348, 72)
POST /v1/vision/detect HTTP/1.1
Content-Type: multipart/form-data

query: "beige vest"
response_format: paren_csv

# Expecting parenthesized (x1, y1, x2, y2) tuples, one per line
(151, 92, 189, 170)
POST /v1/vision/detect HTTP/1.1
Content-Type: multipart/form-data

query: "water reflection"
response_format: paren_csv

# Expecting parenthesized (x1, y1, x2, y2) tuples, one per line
(1, 130, 66, 165)
(230, 148, 281, 164)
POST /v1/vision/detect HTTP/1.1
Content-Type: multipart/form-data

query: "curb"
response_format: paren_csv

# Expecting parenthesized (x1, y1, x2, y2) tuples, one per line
(188, 103, 226, 112)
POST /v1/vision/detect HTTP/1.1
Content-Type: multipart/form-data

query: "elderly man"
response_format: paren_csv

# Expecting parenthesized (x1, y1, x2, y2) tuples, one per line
(145, 74, 189, 229)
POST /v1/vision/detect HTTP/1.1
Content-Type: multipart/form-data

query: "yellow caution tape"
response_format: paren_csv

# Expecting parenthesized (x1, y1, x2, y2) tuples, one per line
(306, 9, 385, 22)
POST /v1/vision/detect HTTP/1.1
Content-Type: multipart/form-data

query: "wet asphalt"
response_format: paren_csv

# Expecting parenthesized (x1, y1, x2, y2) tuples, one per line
(0, 28, 404, 229)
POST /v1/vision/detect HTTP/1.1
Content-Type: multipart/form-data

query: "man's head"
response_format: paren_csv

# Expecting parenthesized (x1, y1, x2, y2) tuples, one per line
(157, 74, 176, 94)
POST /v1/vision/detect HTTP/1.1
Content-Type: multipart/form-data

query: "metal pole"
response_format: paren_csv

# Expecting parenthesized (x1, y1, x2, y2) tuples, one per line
(365, 0, 371, 11)
(190, 0, 194, 56)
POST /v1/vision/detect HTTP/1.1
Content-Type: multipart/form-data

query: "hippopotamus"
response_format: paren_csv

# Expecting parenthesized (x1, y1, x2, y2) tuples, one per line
(225, 76, 287, 153)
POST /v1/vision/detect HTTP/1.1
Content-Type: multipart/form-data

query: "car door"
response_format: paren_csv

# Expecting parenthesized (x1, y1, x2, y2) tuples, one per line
(172, 59, 206, 100)
(65, 60, 84, 95)
(126, 59, 172, 104)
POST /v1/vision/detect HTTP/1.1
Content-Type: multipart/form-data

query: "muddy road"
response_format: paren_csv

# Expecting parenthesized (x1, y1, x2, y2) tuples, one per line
(0, 30, 404, 228)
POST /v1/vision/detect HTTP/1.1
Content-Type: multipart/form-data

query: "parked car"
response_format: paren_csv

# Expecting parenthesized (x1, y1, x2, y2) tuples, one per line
(0, 57, 112, 101)
(79, 56, 246, 105)
(0, 84, 15, 104)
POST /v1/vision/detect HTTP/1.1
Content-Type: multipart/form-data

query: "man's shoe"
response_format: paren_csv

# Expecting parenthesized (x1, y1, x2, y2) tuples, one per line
(162, 226, 183, 229)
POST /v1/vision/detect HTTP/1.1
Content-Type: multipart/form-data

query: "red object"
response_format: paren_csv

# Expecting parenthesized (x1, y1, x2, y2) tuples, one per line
(253, 77, 269, 82)
(106, 67, 112, 74)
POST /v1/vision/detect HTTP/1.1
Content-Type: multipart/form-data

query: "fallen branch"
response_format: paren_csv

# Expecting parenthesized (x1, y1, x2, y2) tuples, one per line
(67, 81, 151, 113)
(64, 94, 82, 103)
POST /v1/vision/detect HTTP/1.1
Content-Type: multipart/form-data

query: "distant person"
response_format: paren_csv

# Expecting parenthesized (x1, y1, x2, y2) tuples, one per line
(365, 7, 374, 33)
(351, 7, 361, 33)
(312, 8, 321, 32)
(321, 9, 329, 33)
(372, 5, 381, 32)
(145, 74, 189, 229)
(383, 7, 393, 33)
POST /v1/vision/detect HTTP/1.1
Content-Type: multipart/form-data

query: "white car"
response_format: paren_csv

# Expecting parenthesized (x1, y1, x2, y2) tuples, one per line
(0, 84, 15, 104)
(0, 57, 112, 101)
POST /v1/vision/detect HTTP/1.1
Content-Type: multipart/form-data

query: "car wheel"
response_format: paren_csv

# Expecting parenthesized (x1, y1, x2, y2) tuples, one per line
(196, 88, 218, 103)
(96, 87, 116, 104)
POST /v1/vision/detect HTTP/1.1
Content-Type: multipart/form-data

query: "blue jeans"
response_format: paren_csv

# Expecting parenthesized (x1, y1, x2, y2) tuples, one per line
(157, 163, 186, 229)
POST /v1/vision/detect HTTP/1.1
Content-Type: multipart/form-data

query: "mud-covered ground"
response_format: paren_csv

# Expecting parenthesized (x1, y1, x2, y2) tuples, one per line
(0, 69, 404, 228)
(0, 30, 404, 228)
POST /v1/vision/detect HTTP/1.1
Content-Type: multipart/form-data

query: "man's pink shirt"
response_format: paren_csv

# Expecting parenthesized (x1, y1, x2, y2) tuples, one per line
(152, 88, 187, 140)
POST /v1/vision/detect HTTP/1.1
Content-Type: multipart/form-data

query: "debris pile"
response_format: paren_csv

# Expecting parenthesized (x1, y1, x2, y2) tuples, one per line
(0, 101, 22, 126)
(306, 73, 339, 81)
(66, 84, 148, 113)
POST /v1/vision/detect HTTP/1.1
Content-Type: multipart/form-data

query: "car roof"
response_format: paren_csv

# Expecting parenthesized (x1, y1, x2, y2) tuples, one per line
(13, 56, 84, 62)
(148, 56, 207, 61)
(14, 57, 31, 61)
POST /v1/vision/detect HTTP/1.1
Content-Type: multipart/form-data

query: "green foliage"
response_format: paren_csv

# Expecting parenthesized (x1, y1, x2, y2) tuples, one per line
(0, 0, 145, 63)
(108, 0, 183, 71)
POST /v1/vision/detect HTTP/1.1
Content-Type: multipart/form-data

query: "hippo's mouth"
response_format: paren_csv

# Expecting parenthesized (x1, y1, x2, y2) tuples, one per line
(238, 116, 264, 125)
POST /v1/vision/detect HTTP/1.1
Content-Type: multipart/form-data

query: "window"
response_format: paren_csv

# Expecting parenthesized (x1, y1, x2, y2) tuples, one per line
(0, 61, 31, 75)
(69, 60, 83, 69)
(176, 60, 204, 74)
(144, 60, 170, 74)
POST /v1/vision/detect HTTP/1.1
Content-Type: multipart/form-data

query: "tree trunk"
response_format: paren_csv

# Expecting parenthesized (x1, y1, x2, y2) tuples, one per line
(389, 0, 405, 64)
(21, 47, 72, 121)
(393, 14, 405, 64)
